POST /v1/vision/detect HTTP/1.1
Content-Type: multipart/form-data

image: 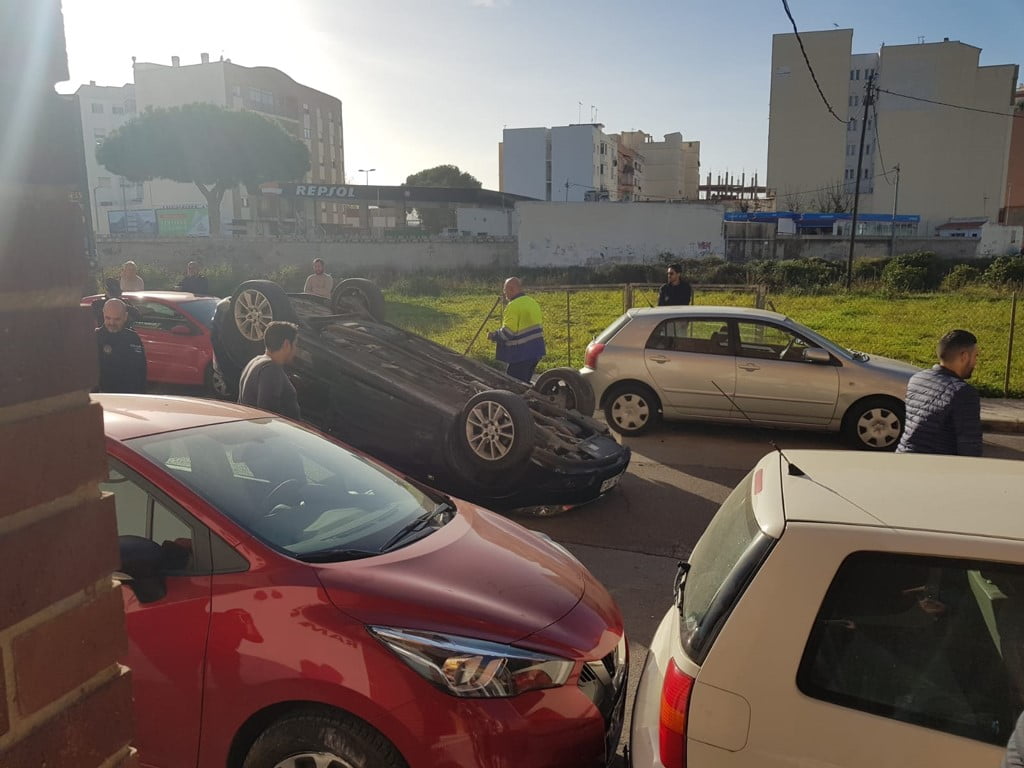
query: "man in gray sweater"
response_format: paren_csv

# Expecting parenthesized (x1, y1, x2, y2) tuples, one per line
(896, 329, 982, 456)
(238, 321, 301, 420)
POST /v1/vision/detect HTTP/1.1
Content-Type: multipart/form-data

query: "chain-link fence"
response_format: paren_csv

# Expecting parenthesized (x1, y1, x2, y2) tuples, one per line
(467, 283, 764, 370)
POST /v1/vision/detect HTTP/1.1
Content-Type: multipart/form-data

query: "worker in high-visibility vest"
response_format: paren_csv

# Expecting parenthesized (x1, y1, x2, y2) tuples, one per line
(488, 276, 546, 383)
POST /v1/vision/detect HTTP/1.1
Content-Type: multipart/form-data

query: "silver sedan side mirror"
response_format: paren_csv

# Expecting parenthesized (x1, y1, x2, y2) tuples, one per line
(803, 348, 832, 364)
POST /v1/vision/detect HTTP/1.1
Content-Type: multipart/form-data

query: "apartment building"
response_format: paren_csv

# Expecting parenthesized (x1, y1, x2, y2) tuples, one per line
(91, 53, 344, 236)
(618, 131, 700, 201)
(500, 124, 619, 202)
(75, 82, 144, 236)
(768, 29, 1019, 232)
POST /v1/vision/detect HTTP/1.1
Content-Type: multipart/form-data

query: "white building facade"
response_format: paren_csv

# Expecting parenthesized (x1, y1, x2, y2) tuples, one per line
(618, 131, 701, 201)
(500, 124, 619, 202)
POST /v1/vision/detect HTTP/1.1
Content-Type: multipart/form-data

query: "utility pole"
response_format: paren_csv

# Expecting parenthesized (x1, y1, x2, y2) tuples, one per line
(846, 71, 875, 289)
(889, 163, 901, 258)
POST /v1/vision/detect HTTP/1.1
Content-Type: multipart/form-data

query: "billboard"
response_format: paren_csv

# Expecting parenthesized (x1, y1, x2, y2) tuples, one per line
(107, 209, 157, 236)
(156, 208, 210, 237)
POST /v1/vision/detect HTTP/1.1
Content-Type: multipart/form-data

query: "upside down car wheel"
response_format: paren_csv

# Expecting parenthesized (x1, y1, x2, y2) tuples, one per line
(450, 389, 535, 474)
(223, 280, 298, 368)
(331, 278, 386, 321)
(532, 367, 597, 415)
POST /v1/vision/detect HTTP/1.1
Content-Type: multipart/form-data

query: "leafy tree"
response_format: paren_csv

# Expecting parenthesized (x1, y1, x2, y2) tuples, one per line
(405, 164, 482, 188)
(403, 165, 482, 233)
(97, 103, 309, 236)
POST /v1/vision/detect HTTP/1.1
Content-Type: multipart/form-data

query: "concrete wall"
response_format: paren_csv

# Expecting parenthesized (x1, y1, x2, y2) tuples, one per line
(979, 223, 1024, 256)
(456, 207, 513, 236)
(725, 235, 998, 262)
(94, 238, 518, 273)
(518, 201, 725, 266)
(768, 29, 852, 206)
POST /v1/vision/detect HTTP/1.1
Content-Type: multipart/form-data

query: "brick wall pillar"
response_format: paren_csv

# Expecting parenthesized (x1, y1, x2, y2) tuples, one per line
(0, 2, 136, 766)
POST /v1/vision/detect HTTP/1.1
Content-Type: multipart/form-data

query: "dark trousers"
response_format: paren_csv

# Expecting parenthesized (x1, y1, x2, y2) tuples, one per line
(506, 359, 539, 383)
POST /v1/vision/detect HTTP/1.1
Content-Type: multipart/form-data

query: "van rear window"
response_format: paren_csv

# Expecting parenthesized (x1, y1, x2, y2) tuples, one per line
(679, 470, 775, 663)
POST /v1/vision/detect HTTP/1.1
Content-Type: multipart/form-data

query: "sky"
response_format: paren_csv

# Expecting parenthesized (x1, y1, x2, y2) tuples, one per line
(57, 0, 1024, 191)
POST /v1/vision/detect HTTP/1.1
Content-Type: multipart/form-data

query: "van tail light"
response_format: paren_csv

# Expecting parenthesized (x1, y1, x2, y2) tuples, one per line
(584, 342, 605, 369)
(659, 658, 695, 768)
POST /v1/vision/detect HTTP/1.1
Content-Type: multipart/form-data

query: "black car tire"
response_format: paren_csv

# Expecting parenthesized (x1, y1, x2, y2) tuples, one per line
(224, 281, 298, 366)
(604, 382, 661, 436)
(842, 396, 904, 451)
(332, 278, 386, 321)
(532, 368, 596, 415)
(451, 389, 535, 473)
(242, 709, 407, 768)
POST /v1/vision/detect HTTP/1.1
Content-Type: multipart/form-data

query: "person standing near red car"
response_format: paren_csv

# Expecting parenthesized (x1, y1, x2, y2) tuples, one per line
(238, 321, 301, 419)
(96, 298, 147, 393)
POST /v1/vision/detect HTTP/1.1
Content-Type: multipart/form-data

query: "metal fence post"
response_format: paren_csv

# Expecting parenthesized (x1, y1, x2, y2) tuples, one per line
(1005, 290, 1018, 398)
(565, 289, 571, 366)
(624, 282, 632, 313)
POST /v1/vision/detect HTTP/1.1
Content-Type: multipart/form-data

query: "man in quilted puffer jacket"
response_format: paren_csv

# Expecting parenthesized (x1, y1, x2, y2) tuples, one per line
(896, 329, 982, 456)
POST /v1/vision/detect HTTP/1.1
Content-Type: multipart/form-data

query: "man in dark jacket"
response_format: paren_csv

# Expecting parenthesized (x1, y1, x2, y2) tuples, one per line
(658, 263, 693, 306)
(896, 329, 982, 456)
(238, 321, 301, 419)
(96, 299, 147, 393)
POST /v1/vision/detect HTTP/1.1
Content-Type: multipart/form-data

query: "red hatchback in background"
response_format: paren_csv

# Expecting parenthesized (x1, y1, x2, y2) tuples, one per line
(82, 291, 229, 396)
(96, 394, 628, 768)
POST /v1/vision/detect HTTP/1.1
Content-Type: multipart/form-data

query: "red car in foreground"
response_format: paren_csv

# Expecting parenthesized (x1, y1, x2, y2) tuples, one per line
(97, 394, 627, 768)
(82, 291, 229, 396)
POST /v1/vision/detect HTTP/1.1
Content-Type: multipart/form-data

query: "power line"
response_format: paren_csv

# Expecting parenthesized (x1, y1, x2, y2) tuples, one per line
(871, 99, 896, 186)
(877, 87, 1024, 119)
(780, 0, 847, 124)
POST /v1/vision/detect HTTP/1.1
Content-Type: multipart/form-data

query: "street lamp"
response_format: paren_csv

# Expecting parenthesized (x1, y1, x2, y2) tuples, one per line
(358, 168, 375, 186)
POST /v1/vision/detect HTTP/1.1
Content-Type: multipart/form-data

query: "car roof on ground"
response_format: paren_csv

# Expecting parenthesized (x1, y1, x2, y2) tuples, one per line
(627, 306, 790, 322)
(776, 450, 1024, 541)
(93, 394, 268, 441)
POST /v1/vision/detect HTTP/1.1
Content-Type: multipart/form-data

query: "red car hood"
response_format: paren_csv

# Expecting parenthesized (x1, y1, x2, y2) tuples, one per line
(315, 504, 588, 646)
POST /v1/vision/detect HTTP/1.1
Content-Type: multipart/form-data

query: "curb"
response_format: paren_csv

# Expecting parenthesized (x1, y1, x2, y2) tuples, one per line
(982, 419, 1024, 435)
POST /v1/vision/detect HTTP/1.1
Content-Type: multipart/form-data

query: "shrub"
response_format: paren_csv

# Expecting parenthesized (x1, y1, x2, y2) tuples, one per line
(881, 251, 941, 293)
(983, 255, 1024, 288)
(852, 258, 889, 284)
(941, 263, 981, 291)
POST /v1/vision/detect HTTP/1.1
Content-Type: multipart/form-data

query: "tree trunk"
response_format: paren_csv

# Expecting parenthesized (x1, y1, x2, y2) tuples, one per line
(196, 182, 227, 237)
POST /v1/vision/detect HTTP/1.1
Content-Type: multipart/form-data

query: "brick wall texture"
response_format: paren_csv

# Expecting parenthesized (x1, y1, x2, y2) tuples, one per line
(0, 1, 136, 766)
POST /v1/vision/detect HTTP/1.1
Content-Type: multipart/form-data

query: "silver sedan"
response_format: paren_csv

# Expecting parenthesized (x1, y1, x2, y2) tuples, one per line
(580, 306, 920, 450)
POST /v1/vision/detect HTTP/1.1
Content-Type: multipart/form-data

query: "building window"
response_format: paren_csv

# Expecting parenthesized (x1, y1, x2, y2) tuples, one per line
(864, 169, 870, 179)
(303, 128, 311, 139)
(91, 103, 104, 114)
(866, 143, 872, 154)
(850, 69, 855, 81)
(112, 106, 124, 115)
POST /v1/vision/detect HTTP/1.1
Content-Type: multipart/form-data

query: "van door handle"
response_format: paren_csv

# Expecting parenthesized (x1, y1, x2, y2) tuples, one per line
(739, 363, 760, 372)
(648, 355, 669, 364)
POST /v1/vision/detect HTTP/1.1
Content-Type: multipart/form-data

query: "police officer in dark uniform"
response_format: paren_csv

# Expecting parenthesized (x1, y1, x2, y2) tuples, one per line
(96, 298, 147, 393)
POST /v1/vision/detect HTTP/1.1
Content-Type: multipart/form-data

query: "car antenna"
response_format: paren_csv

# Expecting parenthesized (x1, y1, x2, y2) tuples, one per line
(711, 380, 805, 476)
(711, 380, 893, 528)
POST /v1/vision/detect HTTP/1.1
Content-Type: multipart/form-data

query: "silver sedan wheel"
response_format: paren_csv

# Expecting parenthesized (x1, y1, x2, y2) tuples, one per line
(272, 753, 355, 768)
(234, 288, 274, 342)
(856, 406, 902, 448)
(465, 399, 517, 461)
(610, 392, 650, 432)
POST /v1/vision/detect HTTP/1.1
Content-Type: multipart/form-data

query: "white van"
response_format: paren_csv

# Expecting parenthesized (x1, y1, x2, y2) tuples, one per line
(629, 450, 1024, 768)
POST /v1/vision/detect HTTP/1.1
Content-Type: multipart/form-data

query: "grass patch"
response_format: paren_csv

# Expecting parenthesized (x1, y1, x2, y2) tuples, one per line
(386, 287, 1024, 398)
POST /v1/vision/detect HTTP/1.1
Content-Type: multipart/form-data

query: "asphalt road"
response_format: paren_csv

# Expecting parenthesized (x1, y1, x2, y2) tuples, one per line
(509, 422, 1024, 765)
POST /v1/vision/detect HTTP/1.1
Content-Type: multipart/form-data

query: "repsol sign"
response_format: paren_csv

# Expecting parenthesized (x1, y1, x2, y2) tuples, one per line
(294, 185, 359, 198)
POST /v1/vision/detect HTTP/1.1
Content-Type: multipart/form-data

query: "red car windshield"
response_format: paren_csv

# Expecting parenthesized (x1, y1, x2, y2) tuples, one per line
(128, 418, 445, 560)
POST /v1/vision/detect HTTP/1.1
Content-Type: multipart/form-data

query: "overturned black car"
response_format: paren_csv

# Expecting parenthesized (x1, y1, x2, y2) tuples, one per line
(212, 280, 630, 512)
